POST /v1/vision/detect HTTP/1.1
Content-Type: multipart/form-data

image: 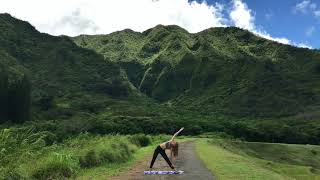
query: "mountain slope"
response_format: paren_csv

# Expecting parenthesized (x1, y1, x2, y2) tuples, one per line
(0, 50, 30, 122)
(0, 14, 320, 145)
(0, 13, 135, 122)
(73, 25, 320, 117)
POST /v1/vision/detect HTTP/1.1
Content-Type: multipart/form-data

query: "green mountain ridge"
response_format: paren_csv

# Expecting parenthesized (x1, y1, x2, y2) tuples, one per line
(2, 15, 320, 180)
(1, 13, 320, 145)
(0, 13, 137, 122)
(1, 12, 320, 122)
(73, 25, 320, 117)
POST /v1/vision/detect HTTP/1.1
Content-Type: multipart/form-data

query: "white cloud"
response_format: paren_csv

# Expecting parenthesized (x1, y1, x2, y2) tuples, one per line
(0, 0, 313, 49)
(296, 43, 313, 49)
(229, 0, 255, 30)
(315, 10, 320, 19)
(256, 31, 291, 45)
(305, 26, 315, 37)
(46, 9, 99, 35)
(229, 0, 297, 47)
(294, 0, 312, 13)
(294, 0, 320, 20)
(0, 0, 226, 36)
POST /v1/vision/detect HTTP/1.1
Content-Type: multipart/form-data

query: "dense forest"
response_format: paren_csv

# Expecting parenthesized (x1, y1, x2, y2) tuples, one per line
(1, 13, 320, 145)
(74, 25, 320, 117)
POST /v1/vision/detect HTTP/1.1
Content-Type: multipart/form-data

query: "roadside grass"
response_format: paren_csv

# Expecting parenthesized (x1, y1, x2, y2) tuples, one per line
(76, 136, 189, 179)
(196, 138, 320, 180)
(76, 141, 156, 180)
(0, 129, 170, 180)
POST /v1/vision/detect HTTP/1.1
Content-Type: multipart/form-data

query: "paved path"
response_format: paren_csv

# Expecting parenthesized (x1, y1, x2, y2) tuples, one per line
(113, 141, 214, 180)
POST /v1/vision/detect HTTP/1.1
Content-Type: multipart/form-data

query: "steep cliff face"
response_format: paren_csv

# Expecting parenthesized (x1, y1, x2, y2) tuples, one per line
(1, 12, 320, 120)
(74, 25, 320, 117)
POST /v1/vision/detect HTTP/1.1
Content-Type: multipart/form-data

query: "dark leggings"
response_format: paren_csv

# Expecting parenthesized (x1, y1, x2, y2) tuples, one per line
(149, 145, 174, 169)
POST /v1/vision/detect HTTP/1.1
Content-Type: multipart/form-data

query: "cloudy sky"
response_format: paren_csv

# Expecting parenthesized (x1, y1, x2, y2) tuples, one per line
(0, 0, 319, 48)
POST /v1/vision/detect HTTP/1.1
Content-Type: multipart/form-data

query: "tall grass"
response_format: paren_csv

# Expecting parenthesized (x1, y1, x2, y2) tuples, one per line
(31, 153, 79, 180)
(79, 136, 138, 168)
(0, 128, 46, 179)
(129, 134, 151, 147)
(0, 129, 160, 179)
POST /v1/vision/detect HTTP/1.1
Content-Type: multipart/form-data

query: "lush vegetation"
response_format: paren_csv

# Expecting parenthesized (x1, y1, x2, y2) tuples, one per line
(1, 12, 320, 180)
(72, 24, 320, 145)
(1, 13, 320, 146)
(196, 138, 320, 180)
(74, 25, 320, 118)
(0, 13, 134, 124)
(0, 127, 168, 179)
(0, 14, 320, 179)
(0, 13, 319, 148)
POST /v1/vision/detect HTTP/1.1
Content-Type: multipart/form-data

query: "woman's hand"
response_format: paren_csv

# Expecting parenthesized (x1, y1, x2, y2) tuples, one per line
(171, 127, 185, 141)
(177, 127, 184, 134)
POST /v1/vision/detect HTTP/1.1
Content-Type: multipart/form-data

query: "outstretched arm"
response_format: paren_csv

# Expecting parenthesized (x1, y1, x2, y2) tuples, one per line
(170, 127, 184, 141)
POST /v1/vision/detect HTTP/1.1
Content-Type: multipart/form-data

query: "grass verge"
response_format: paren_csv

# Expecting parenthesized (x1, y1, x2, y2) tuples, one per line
(76, 142, 156, 179)
(196, 138, 320, 180)
(0, 129, 170, 180)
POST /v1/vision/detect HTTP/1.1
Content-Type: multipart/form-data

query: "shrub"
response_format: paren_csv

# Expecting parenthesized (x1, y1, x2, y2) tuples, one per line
(43, 132, 57, 145)
(0, 128, 46, 163)
(99, 149, 116, 163)
(310, 167, 319, 174)
(109, 142, 131, 162)
(99, 149, 130, 163)
(80, 138, 135, 167)
(79, 150, 100, 168)
(129, 134, 151, 147)
(32, 153, 79, 180)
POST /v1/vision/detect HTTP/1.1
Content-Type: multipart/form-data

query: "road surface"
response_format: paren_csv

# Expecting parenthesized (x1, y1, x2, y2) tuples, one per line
(112, 141, 214, 180)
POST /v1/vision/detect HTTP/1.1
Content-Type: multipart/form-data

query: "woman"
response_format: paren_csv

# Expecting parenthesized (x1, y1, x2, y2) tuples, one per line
(149, 127, 184, 170)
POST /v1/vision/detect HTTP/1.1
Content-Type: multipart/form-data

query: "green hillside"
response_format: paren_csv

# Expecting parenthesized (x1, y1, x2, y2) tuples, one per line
(74, 25, 320, 117)
(1, 13, 320, 179)
(0, 13, 136, 123)
(1, 14, 320, 145)
(0, 50, 30, 123)
(0, 14, 206, 141)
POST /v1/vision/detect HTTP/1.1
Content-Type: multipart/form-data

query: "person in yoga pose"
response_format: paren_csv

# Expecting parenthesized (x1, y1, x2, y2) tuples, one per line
(149, 127, 184, 170)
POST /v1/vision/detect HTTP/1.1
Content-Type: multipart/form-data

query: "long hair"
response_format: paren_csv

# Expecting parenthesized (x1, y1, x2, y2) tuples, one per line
(171, 142, 179, 157)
